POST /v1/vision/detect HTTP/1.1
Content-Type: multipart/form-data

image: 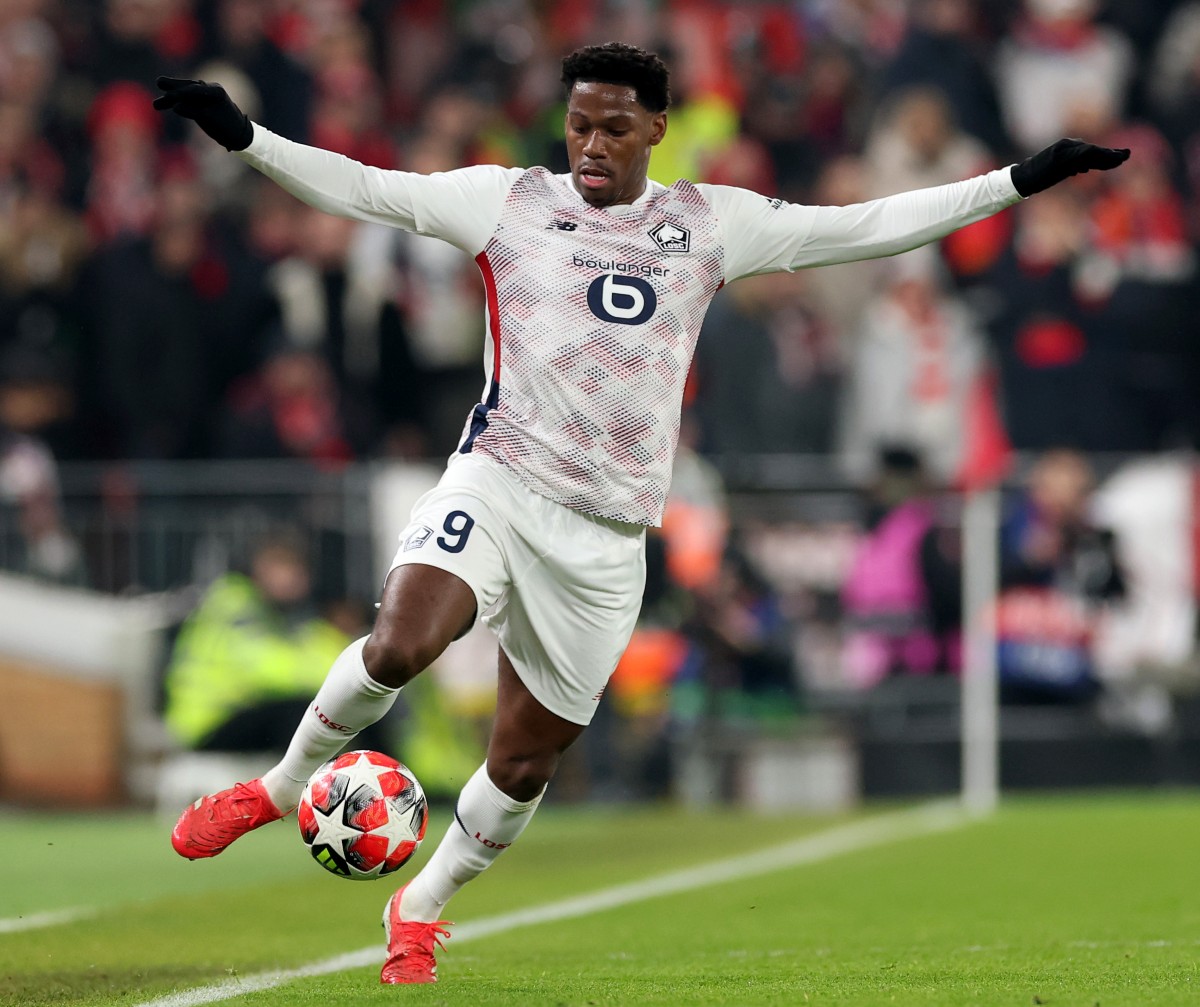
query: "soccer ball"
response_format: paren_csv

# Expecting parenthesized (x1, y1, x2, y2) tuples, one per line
(297, 750, 429, 881)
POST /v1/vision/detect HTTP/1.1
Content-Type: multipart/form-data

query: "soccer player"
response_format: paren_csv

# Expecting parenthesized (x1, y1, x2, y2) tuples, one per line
(155, 42, 1128, 984)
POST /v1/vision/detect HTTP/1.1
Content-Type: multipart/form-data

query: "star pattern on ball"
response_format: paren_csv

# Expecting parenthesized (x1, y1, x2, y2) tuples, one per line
(309, 792, 363, 854)
(340, 751, 389, 801)
(309, 753, 385, 854)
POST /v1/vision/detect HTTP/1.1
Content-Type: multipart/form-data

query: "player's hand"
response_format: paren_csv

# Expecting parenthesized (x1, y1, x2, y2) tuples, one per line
(1010, 138, 1131, 197)
(152, 76, 254, 152)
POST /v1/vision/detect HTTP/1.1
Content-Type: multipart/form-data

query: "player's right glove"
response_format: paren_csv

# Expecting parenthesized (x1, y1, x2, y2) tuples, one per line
(152, 77, 254, 152)
(1010, 138, 1130, 197)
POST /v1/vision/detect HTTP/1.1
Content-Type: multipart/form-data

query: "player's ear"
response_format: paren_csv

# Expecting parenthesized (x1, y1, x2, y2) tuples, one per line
(649, 111, 667, 147)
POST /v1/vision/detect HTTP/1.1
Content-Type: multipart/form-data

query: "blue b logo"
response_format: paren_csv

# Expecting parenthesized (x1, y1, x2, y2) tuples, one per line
(586, 274, 657, 325)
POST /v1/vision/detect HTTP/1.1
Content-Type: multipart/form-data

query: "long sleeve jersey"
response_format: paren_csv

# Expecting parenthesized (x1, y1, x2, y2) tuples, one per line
(238, 126, 1021, 525)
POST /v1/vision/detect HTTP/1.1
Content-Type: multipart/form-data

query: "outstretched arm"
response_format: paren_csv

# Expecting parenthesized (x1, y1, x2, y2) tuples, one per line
(706, 139, 1130, 281)
(152, 77, 518, 255)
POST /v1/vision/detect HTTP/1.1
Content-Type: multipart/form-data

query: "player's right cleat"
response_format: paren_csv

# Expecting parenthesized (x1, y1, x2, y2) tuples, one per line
(170, 779, 284, 859)
(380, 885, 452, 984)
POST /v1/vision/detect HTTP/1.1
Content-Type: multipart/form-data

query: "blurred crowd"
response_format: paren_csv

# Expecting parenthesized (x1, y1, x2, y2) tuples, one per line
(5, 0, 1200, 750)
(0, 0, 1198, 473)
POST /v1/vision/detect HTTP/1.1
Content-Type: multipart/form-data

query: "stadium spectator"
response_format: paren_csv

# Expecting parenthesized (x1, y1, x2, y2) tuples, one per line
(241, 172, 301, 261)
(838, 247, 988, 485)
(414, 83, 522, 170)
(694, 270, 841, 457)
(863, 86, 994, 199)
(684, 540, 799, 719)
(797, 154, 884, 360)
(739, 39, 869, 197)
(363, 0, 455, 129)
(180, 61, 263, 212)
(162, 529, 374, 753)
(861, 84, 1012, 280)
(198, 0, 312, 144)
(1146, 0, 1200, 180)
(1085, 123, 1200, 449)
(1088, 124, 1192, 285)
(647, 84, 738, 187)
(307, 16, 394, 169)
(868, 86, 998, 200)
(805, 0, 908, 68)
(0, 343, 84, 585)
(0, 12, 60, 115)
(0, 167, 91, 379)
(881, 0, 1009, 155)
(214, 344, 364, 465)
(84, 81, 162, 241)
(1090, 453, 1200, 733)
(262, 204, 400, 408)
(980, 186, 1138, 452)
(994, 0, 1134, 152)
(995, 448, 1125, 703)
(79, 156, 217, 458)
(0, 98, 65, 213)
(840, 445, 961, 688)
(86, 0, 200, 89)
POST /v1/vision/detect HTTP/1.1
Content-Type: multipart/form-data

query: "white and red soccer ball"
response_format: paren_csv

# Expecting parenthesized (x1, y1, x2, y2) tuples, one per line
(298, 750, 429, 881)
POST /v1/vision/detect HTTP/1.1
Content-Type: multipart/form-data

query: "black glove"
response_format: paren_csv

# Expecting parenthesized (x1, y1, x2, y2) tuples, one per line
(153, 76, 254, 152)
(1010, 138, 1131, 197)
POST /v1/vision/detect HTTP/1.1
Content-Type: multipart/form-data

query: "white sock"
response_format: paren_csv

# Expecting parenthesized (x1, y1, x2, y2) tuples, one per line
(400, 762, 543, 922)
(260, 637, 399, 811)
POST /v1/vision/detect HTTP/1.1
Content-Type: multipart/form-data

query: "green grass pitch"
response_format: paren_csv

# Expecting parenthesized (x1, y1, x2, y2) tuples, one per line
(2, 793, 1199, 1006)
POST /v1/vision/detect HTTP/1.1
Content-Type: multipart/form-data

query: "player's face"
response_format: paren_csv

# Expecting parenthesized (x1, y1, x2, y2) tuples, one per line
(565, 82, 666, 208)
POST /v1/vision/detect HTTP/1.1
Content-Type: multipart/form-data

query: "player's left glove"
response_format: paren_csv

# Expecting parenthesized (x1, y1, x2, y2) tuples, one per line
(152, 77, 253, 152)
(1010, 138, 1130, 197)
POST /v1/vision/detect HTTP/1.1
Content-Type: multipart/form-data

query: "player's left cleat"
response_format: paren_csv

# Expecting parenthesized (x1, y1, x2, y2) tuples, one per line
(380, 884, 452, 984)
(170, 779, 284, 859)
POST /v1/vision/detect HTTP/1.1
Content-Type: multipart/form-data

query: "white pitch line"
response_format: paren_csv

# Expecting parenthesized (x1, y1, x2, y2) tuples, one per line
(0, 907, 96, 934)
(135, 800, 974, 1007)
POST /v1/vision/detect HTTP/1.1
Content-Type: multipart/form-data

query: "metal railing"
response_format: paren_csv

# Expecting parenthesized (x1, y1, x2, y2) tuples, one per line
(0, 459, 377, 600)
(0, 455, 880, 599)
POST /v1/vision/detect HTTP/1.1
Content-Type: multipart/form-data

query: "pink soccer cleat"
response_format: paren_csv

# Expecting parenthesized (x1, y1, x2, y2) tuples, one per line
(170, 779, 284, 859)
(380, 884, 452, 984)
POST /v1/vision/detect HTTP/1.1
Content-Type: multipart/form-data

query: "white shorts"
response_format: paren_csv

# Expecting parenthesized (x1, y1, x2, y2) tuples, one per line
(388, 453, 647, 725)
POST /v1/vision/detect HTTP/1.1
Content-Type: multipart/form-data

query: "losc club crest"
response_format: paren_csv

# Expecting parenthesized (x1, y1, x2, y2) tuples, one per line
(402, 524, 433, 552)
(649, 220, 690, 253)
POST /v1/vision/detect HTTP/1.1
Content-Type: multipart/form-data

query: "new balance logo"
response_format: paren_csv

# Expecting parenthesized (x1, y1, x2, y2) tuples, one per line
(547, 219, 578, 231)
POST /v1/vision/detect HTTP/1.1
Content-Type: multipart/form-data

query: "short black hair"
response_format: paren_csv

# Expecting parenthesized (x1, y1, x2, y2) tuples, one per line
(561, 42, 670, 113)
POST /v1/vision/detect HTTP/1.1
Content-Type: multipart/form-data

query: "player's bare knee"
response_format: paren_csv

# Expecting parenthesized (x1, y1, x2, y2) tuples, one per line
(487, 754, 555, 803)
(361, 634, 432, 689)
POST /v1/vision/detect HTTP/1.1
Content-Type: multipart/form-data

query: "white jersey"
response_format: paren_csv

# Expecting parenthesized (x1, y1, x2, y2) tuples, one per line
(239, 126, 1021, 525)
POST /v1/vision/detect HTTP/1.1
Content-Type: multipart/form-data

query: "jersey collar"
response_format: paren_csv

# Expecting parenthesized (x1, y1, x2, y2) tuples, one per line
(559, 173, 667, 215)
